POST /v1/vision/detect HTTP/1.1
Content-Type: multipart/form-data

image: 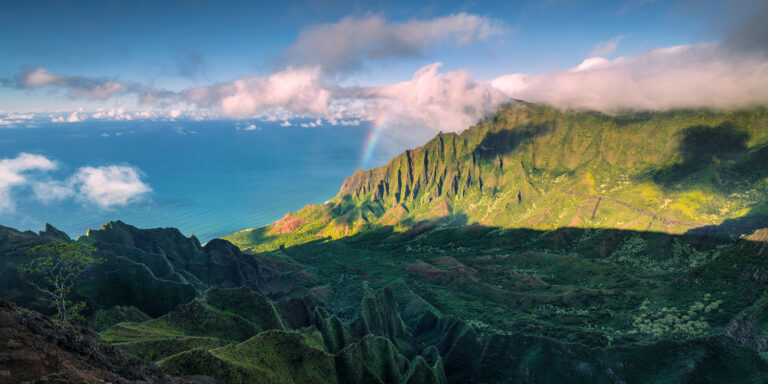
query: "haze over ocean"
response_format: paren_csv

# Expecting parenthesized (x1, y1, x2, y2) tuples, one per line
(0, 120, 394, 241)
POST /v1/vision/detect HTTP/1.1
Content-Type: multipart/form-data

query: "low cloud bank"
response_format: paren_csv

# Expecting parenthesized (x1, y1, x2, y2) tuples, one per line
(491, 43, 768, 113)
(8, 42, 768, 133)
(183, 67, 331, 116)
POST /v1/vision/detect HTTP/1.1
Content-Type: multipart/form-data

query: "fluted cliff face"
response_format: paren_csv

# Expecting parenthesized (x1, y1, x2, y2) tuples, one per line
(225, 101, 768, 254)
(329, 101, 768, 235)
(338, 102, 545, 206)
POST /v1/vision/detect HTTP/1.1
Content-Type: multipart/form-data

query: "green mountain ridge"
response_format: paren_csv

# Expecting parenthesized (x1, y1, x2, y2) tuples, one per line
(103, 286, 446, 384)
(225, 102, 768, 252)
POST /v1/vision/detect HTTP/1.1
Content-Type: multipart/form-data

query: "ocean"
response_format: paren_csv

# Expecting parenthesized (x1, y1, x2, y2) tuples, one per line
(0, 119, 397, 241)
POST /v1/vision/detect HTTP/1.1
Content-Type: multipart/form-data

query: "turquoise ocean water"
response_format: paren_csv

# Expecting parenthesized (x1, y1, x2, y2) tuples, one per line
(0, 120, 391, 241)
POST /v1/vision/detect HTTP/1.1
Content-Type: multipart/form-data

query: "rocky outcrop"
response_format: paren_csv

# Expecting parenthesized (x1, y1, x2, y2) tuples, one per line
(0, 299, 213, 383)
(81, 221, 292, 295)
(725, 293, 768, 352)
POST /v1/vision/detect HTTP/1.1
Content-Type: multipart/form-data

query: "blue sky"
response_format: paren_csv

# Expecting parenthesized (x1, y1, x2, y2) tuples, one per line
(0, 0, 765, 128)
(0, 1, 724, 108)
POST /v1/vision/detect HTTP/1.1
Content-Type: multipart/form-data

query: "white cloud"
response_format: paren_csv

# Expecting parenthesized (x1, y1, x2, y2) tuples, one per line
(361, 62, 509, 132)
(0, 153, 150, 212)
(280, 120, 292, 127)
(91, 107, 133, 120)
(71, 165, 151, 208)
(490, 43, 768, 112)
(590, 35, 628, 57)
(5, 113, 34, 120)
(20, 67, 63, 87)
(0, 153, 57, 212)
(32, 179, 75, 202)
(284, 13, 506, 72)
(51, 108, 85, 123)
(183, 66, 331, 117)
(10, 67, 129, 100)
(0, 113, 36, 127)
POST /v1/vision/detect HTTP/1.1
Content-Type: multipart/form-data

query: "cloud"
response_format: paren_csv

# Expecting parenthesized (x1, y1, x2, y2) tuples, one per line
(283, 13, 506, 72)
(337, 119, 360, 126)
(236, 123, 260, 131)
(71, 166, 151, 208)
(0, 153, 150, 212)
(183, 66, 331, 117)
(299, 119, 324, 128)
(90, 107, 134, 120)
(52, 108, 84, 123)
(32, 179, 74, 202)
(490, 43, 768, 113)
(590, 35, 628, 57)
(0, 112, 36, 127)
(0, 153, 57, 212)
(7, 67, 129, 100)
(361, 62, 509, 132)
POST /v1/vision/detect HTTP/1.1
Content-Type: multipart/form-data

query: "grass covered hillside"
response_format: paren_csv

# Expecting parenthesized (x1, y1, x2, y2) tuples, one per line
(226, 101, 768, 252)
(101, 286, 446, 384)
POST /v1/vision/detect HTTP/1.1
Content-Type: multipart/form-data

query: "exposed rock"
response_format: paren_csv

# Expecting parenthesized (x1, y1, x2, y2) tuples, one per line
(0, 298, 215, 383)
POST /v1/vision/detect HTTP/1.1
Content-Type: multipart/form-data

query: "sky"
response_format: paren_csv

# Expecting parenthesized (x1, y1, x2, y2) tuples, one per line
(1, 0, 768, 219)
(2, 0, 766, 126)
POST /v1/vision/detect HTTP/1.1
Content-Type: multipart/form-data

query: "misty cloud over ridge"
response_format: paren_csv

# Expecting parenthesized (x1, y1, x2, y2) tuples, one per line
(491, 43, 768, 113)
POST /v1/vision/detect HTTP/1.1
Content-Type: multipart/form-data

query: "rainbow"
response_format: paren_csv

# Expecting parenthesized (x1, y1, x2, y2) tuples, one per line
(359, 114, 387, 169)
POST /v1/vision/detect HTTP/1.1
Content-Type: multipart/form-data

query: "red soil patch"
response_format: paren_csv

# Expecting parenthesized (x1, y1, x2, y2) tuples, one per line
(270, 213, 307, 234)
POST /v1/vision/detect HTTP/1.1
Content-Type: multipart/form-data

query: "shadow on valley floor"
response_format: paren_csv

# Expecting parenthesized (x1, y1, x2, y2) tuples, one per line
(255, 215, 768, 371)
(4, 217, 768, 383)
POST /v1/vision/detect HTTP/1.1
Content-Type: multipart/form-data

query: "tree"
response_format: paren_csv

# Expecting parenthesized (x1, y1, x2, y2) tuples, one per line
(19, 242, 103, 322)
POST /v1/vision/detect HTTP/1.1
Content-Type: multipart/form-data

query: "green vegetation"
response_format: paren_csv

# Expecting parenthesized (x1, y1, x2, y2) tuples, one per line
(214, 103, 768, 382)
(3, 102, 768, 382)
(19, 242, 103, 322)
(102, 287, 446, 384)
(225, 103, 768, 253)
(90, 305, 151, 332)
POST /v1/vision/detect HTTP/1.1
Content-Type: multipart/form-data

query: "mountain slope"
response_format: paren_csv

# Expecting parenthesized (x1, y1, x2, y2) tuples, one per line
(225, 102, 768, 252)
(102, 287, 447, 384)
(0, 220, 304, 318)
(0, 298, 209, 383)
